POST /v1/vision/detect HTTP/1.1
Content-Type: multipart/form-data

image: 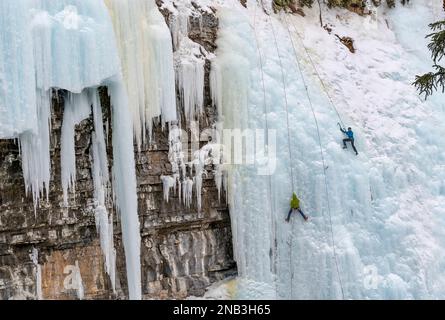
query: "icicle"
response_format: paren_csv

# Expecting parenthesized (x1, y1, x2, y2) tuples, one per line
(174, 38, 206, 123)
(214, 164, 223, 202)
(177, 174, 182, 204)
(182, 178, 194, 208)
(168, 123, 186, 175)
(161, 175, 177, 203)
(19, 89, 51, 208)
(191, 149, 204, 211)
(60, 90, 92, 205)
(30, 248, 43, 300)
(94, 206, 116, 293)
(91, 88, 116, 293)
(90, 89, 109, 188)
(107, 79, 141, 300)
(170, 5, 190, 50)
(146, 5, 177, 127)
(193, 172, 203, 211)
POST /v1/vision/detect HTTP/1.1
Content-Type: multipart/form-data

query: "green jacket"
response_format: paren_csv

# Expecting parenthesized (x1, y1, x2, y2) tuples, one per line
(290, 193, 300, 209)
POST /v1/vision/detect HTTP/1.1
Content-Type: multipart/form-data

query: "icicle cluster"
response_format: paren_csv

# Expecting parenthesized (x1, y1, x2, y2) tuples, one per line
(0, 0, 121, 203)
(61, 91, 93, 204)
(161, 123, 184, 203)
(19, 91, 51, 208)
(104, 0, 177, 148)
(170, 3, 192, 51)
(174, 38, 207, 124)
(169, 1, 209, 124)
(159, 1, 226, 211)
(0, 1, 141, 300)
(161, 123, 225, 211)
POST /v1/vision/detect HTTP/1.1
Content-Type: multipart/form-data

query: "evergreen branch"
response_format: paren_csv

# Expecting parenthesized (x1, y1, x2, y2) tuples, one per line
(427, 29, 445, 63)
(414, 65, 445, 99)
(428, 20, 445, 31)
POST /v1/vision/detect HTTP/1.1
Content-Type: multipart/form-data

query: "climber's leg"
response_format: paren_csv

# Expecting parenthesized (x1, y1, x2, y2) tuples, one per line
(297, 208, 308, 221)
(351, 140, 358, 155)
(286, 209, 293, 222)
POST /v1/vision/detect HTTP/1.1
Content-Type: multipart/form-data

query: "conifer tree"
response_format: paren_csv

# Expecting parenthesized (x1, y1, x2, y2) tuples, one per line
(414, 20, 445, 99)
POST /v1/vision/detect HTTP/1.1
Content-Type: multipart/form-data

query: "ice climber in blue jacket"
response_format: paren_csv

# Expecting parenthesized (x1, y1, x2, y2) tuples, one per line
(340, 126, 358, 155)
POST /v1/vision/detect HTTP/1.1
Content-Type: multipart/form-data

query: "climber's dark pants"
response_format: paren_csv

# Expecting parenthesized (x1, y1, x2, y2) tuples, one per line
(343, 138, 358, 154)
(287, 208, 307, 221)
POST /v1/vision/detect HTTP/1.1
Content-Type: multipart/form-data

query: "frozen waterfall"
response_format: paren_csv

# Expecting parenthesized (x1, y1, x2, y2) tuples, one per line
(210, 0, 445, 299)
(2, 0, 445, 301)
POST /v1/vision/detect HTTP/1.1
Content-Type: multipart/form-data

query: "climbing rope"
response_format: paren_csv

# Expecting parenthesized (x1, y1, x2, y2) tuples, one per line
(259, 0, 298, 299)
(281, 12, 346, 300)
(266, 9, 296, 194)
(252, 0, 278, 280)
(285, 16, 346, 129)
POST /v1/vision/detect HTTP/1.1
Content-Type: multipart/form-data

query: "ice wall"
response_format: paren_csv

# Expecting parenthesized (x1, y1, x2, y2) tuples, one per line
(210, 4, 279, 299)
(0, 0, 37, 139)
(211, 0, 445, 299)
(3, 0, 445, 301)
(30, 0, 121, 93)
(284, 1, 445, 299)
(210, 9, 251, 131)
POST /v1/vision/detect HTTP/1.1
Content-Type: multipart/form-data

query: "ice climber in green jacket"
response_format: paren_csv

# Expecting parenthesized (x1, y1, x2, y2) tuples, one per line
(286, 192, 308, 222)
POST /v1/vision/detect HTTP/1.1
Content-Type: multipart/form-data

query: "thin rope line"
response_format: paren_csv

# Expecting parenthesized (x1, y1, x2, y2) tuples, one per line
(252, 0, 278, 282)
(287, 17, 346, 128)
(260, 1, 297, 299)
(282, 13, 346, 300)
(267, 12, 295, 194)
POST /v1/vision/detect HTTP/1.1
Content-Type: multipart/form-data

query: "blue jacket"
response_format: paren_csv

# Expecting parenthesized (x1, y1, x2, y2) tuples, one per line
(342, 128, 354, 139)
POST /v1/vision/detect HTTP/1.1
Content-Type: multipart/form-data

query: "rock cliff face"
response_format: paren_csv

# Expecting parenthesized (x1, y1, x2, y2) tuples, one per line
(0, 3, 235, 300)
